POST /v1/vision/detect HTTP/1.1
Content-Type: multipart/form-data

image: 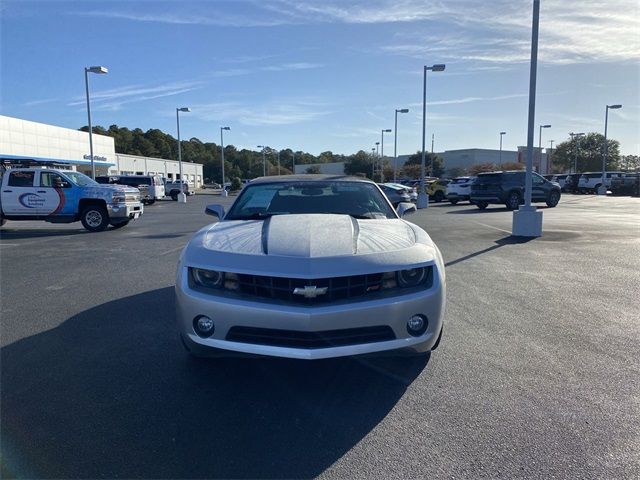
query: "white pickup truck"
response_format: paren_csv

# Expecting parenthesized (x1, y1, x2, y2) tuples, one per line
(0, 166, 143, 231)
(165, 180, 195, 201)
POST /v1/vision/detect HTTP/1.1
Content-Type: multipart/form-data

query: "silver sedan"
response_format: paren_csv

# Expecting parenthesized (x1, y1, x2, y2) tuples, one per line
(176, 175, 446, 360)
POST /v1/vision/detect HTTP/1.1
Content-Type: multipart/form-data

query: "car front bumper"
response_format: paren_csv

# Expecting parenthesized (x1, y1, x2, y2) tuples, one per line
(108, 202, 144, 221)
(176, 267, 445, 360)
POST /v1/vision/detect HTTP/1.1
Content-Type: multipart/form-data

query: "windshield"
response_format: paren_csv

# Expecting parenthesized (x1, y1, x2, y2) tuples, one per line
(64, 171, 98, 187)
(226, 181, 397, 220)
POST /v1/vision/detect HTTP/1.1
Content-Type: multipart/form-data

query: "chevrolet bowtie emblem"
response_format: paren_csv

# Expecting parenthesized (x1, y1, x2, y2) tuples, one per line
(293, 286, 328, 298)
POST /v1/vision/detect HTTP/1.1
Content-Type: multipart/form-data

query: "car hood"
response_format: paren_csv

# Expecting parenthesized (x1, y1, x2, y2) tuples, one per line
(181, 214, 442, 278)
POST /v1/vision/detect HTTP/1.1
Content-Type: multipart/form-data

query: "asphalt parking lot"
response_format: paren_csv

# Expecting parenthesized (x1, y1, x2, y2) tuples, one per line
(1, 193, 639, 479)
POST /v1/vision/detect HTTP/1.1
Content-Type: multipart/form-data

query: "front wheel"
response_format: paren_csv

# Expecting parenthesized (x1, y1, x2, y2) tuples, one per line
(505, 191, 521, 210)
(476, 201, 488, 210)
(546, 190, 560, 208)
(0, 215, 6, 227)
(147, 199, 155, 205)
(80, 205, 109, 232)
(449, 199, 459, 205)
(433, 191, 444, 203)
(170, 191, 178, 201)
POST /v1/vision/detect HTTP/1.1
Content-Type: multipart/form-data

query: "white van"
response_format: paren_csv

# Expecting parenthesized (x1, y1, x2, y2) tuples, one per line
(113, 175, 165, 204)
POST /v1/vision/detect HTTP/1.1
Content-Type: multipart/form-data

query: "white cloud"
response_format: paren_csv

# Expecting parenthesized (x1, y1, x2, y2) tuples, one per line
(192, 99, 331, 126)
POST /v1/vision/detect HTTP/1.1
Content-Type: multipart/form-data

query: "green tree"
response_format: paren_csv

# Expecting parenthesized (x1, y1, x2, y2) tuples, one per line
(405, 151, 445, 177)
(344, 150, 374, 178)
(551, 133, 620, 173)
(306, 165, 321, 174)
(230, 177, 242, 191)
(468, 162, 497, 175)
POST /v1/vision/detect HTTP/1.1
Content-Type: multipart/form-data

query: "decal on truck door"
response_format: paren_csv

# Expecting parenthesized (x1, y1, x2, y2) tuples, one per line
(18, 193, 45, 208)
(49, 187, 65, 215)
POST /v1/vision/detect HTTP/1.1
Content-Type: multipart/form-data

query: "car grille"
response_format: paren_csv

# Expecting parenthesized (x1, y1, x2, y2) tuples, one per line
(234, 271, 427, 304)
(226, 325, 396, 349)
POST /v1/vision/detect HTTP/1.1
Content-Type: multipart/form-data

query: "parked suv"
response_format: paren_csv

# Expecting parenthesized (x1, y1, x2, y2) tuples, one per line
(425, 179, 450, 202)
(96, 175, 164, 205)
(446, 176, 476, 204)
(610, 173, 640, 196)
(165, 180, 195, 200)
(551, 174, 568, 190)
(95, 175, 151, 204)
(470, 171, 561, 210)
(577, 171, 624, 194)
(563, 173, 582, 193)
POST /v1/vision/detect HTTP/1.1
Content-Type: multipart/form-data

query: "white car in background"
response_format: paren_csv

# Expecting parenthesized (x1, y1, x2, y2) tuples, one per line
(384, 182, 418, 202)
(577, 172, 624, 194)
(446, 176, 476, 204)
(176, 175, 446, 360)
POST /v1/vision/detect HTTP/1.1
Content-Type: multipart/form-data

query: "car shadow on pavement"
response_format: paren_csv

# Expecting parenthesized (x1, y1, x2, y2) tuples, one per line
(1, 287, 428, 479)
(446, 207, 511, 214)
(445, 235, 534, 267)
(0, 227, 87, 239)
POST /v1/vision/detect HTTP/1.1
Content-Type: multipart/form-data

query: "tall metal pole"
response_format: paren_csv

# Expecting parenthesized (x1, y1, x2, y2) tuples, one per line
(292, 151, 295, 174)
(176, 108, 184, 202)
(394, 111, 398, 183)
(499, 132, 504, 164)
(601, 107, 610, 194)
(549, 140, 554, 174)
(84, 68, 96, 179)
(220, 127, 228, 197)
(263, 148, 266, 176)
(371, 148, 375, 178)
(523, 0, 540, 208)
(431, 133, 434, 155)
(277, 150, 281, 175)
(418, 65, 428, 208)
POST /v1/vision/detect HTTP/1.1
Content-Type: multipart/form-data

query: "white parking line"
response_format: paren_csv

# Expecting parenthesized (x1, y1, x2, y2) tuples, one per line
(470, 221, 512, 235)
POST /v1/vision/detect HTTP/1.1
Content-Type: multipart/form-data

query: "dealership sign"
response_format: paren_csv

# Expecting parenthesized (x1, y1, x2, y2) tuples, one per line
(83, 154, 108, 161)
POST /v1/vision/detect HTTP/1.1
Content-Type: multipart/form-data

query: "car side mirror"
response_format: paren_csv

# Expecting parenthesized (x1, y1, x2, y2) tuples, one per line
(205, 204, 225, 219)
(397, 202, 416, 218)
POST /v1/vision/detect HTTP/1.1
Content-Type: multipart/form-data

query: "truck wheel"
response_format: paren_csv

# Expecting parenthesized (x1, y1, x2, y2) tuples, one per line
(449, 199, 459, 205)
(110, 220, 130, 229)
(505, 191, 521, 210)
(476, 201, 488, 210)
(434, 191, 444, 203)
(0, 214, 6, 227)
(81, 205, 109, 232)
(147, 199, 155, 205)
(546, 190, 560, 208)
(171, 191, 178, 201)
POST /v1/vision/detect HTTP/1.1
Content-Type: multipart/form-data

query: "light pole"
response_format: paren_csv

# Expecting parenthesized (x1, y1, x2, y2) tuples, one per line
(292, 151, 295, 174)
(394, 108, 409, 182)
(538, 124, 551, 173)
(600, 104, 622, 194)
(548, 140, 554, 173)
(381, 129, 391, 183)
(418, 63, 446, 209)
(257, 145, 266, 176)
(277, 150, 281, 175)
(220, 126, 230, 197)
(569, 132, 585, 173)
(371, 148, 376, 178)
(176, 107, 191, 203)
(84, 66, 108, 179)
(499, 131, 506, 164)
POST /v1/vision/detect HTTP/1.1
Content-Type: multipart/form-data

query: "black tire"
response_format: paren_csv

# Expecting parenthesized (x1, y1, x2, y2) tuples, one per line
(476, 201, 488, 210)
(80, 205, 109, 232)
(505, 191, 521, 210)
(433, 191, 444, 203)
(170, 191, 178, 201)
(449, 199, 459, 205)
(110, 220, 130, 229)
(0, 215, 6, 227)
(546, 190, 560, 208)
(147, 199, 155, 205)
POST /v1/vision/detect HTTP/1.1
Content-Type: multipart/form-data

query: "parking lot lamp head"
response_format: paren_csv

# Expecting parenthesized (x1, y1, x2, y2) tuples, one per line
(419, 63, 445, 209)
(176, 107, 190, 203)
(84, 65, 109, 180)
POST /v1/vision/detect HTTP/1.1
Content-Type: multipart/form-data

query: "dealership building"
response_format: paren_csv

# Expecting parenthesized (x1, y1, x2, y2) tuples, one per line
(0, 115, 203, 187)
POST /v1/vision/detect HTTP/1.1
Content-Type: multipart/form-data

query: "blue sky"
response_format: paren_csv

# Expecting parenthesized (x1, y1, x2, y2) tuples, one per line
(2, 0, 639, 156)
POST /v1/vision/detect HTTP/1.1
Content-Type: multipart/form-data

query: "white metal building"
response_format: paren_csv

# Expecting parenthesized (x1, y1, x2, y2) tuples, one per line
(0, 115, 203, 186)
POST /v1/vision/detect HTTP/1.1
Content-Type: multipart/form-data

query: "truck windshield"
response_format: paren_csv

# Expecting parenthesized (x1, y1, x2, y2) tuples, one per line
(65, 171, 98, 187)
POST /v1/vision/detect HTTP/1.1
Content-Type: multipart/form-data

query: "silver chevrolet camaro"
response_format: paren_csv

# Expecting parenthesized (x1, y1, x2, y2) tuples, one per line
(176, 175, 446, 360)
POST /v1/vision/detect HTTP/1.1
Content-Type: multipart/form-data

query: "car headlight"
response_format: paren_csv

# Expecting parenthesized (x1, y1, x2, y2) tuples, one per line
(191, 268, 224, 289)
(112, 192, 126, 203)
(397, 267, 428, 288)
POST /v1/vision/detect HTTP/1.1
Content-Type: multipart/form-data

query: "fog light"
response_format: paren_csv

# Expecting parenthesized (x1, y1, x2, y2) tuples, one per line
(407, 314, 428, 336)
(194, 315, 215, 337)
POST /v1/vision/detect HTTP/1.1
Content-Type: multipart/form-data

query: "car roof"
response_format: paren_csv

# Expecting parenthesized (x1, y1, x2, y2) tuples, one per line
(249, 174, 373, 184)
